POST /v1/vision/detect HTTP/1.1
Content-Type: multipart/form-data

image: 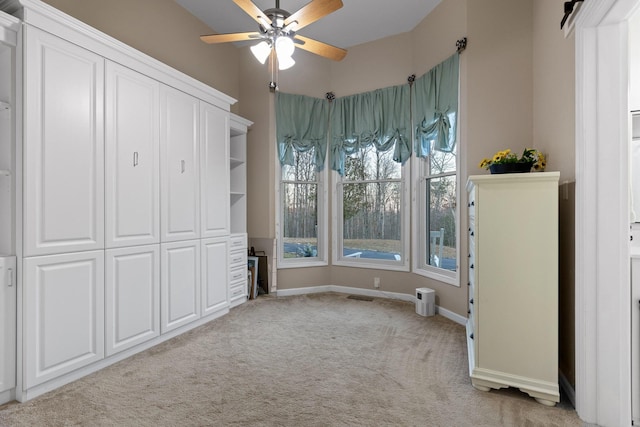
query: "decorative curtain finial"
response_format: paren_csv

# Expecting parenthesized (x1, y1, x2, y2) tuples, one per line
(326, 92, 336, 102)
(456, 37, 467, 53)
(408, 74, 416, 86)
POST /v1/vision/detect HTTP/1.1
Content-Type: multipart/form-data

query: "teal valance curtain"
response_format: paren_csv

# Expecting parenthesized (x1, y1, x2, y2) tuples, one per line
(414, 53, 459, 158)
(330, 84, 411, 176)
(276, 92, 328, 171)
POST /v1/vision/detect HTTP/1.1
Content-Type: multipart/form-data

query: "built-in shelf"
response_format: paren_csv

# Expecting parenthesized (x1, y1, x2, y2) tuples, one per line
(230, 191, 244, 197)
(230, 157, 243, 168)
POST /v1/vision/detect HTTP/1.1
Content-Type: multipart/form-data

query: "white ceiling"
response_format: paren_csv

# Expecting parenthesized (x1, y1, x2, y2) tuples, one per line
(175, 0, 442, 49)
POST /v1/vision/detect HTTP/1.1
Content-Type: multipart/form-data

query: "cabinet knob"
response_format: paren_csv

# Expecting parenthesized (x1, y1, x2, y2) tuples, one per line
(470, 333, 474, 340)
(467, 282, 470, 286)
(467, 309, 471, 315)
(470, 264, 474, 269)
(469, 298, 474, 304)
(468, 253, 471, 258)
(471, 201, 475, 206)
(470, 231, 474, 236)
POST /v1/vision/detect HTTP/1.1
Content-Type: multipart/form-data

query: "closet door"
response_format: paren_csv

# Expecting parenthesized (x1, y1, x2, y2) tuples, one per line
(160, 86, 200, 242)
(201, 237, 229, 317)
(23, 251, 104, 388)
(105, 61, 160, 248)
(23, 27, 104, 256)
(161, 240, 200, 333)
(0, 256, 16, 394)
(200, 102, 230, 238)
(105, 245, 160, 356)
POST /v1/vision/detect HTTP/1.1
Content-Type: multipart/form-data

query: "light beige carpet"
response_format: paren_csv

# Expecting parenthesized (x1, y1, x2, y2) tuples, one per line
(0, 292, 582, 426)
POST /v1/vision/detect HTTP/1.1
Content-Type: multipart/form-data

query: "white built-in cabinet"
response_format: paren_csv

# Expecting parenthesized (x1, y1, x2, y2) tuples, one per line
(23, 27, 104, 257)
(105, 245, 160, 356)
(466, 172, 560, 406)
(0, 0, 251, 403)
(161, 240, 201, 333)
(23, 251, 105, 388)
(201, 237, 229, 316)
(201, 103, 230, 238)
(105, 61, 160, 248)
(0, 256, 16, 398)
(161, 86, 200, 242)
(0, 9, 18, 404)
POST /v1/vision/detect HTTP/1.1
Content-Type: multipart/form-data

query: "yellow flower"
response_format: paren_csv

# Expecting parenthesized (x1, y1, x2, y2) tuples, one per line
(478, 158, 491, 169)
(492, 153, 502, 162)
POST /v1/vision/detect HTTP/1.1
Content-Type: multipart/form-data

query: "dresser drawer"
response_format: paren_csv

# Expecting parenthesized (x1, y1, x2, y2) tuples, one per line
(468, 189, 476, 219)
(229, 282, 247, 301)
(229, 234, 247, 251)
(229, 265, 246, 284)
(229, 250, 247, 269)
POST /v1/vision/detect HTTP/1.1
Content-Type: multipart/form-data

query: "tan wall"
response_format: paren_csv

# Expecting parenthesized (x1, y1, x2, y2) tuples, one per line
(532, 0, 576, 389)
(532, 0, 576, 182)
(42, 0, 241, 113)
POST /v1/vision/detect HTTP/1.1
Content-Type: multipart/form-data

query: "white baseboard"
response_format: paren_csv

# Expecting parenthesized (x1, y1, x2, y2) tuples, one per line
(559, 370, 576, 408)
(275, 285, 467, 326)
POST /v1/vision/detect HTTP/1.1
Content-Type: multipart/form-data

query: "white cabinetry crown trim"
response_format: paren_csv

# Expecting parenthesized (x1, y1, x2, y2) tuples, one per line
(0, 0, 236, 110)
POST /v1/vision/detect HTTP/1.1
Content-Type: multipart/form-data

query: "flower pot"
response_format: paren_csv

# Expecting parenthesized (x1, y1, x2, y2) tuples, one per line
(489, 162, 533, 174)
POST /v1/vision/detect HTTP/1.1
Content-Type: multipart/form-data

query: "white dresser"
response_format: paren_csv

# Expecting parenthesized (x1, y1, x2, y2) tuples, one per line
(466, 172, 560, 406)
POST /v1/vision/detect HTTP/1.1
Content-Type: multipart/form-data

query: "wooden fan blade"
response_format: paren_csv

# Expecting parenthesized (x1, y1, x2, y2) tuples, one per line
(233, 0, 272, 26)
(284, 0, 343, 31)
(200, 32, 261, 44)
(295, 35, 346, 61)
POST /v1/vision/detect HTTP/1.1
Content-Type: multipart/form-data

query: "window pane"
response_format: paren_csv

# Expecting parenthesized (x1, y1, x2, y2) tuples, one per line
(342, 181, 401, 260)
(344, 146, 401, 181)
(426, 175, 456, 271)
(430, 149, 456, 175)
(281, 149, 317, 182)
(282, 182, 318, 258)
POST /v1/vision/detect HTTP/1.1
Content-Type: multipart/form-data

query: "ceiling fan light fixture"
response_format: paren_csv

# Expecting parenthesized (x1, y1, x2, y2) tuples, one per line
(275, 35, 295, 59)
(250, 40, 272, 64)
(278, 54, 295, 70)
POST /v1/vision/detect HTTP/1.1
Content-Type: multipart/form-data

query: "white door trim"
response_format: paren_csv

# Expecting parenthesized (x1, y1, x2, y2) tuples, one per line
(575, 0, 638, 424)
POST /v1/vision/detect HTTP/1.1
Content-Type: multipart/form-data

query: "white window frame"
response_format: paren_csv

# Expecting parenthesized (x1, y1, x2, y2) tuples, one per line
(276, 151, 328, 269)
(332, 161, 410, 272)
(411, 151, 460, 287)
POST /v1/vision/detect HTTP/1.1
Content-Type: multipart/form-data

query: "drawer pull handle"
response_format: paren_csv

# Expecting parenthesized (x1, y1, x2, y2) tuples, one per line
(471, 201, 474, 206)
(470, 231, 474, 236)
(133, 151, 139, 167)
(470, 264, 474, 269)
(470, 333, 474, 340)
(467, 282, 470, 287)
(469, 298, 474, 304)
(467, 309, 471, 315)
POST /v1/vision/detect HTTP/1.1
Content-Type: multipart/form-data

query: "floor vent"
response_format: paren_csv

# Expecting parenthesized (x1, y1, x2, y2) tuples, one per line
(347, 295, 374, 301)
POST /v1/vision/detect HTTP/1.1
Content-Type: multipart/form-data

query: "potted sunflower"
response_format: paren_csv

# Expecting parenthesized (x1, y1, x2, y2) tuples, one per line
(478, 148, 546, 174)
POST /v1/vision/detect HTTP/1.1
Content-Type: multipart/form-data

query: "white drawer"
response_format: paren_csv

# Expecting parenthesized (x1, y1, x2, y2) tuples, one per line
(229, 251, 247, 268)
(229, 234, 247, 250)
(229, 265, 246, 283)
(229, 280, 247, 299)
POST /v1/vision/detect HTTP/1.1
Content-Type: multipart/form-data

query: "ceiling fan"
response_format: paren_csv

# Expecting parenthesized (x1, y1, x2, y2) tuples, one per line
(200, 0, 347, 71)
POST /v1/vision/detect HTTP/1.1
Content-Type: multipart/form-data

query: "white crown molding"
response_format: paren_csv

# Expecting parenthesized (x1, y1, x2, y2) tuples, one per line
(0, 0, 237, 110)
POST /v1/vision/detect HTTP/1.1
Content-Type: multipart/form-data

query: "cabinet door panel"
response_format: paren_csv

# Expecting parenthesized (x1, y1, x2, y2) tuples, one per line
(200, 102, 229, 238)
(201, 238, 229, 316)
(0, 256, 16, 393)
(105, 62, 160, 248)
(161, 240, 200, 333)
(24, 251, 104, 388)
(160, 86, 200, 242)
(23, 28, 104, 256)
(105, 245, 160, 356)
